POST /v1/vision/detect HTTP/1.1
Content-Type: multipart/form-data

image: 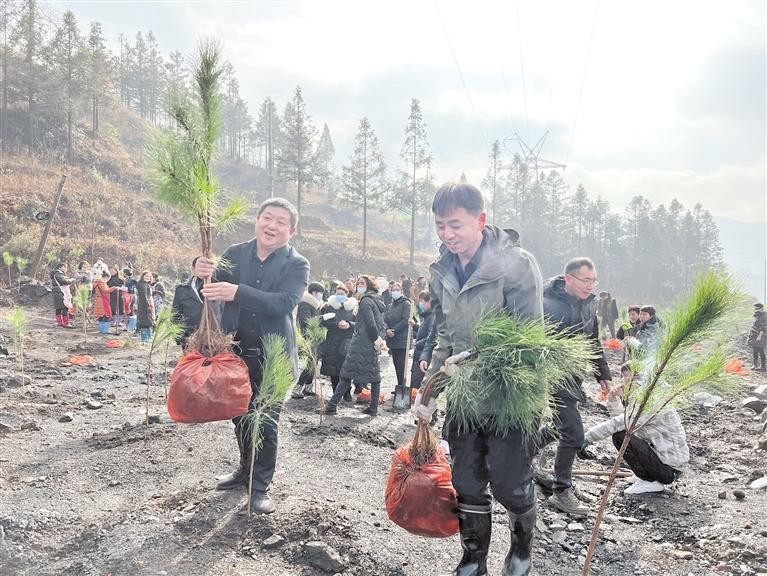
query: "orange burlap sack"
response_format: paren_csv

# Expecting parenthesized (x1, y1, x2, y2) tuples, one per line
(725, 357, 749, 376)
(105, 339, 125, 349)
(70, 355, 94, 365)
(356, 389, 386, 404)
(604, 338, 624, 350)
(167, 352, 252, 423)
(385, 441, 459, 538)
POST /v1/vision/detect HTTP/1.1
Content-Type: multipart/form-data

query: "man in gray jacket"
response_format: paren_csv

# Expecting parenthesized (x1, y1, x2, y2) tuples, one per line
(414, 182, 543, 576)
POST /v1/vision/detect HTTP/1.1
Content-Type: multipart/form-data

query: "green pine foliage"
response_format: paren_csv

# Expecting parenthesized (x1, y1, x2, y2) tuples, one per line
(73, 285, 91, 344)
(8, 307, 28, 378)
(445, 313, 597, 437)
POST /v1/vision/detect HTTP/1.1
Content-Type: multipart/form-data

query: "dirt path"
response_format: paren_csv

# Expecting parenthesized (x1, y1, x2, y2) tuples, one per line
(1, 305, 766, 575)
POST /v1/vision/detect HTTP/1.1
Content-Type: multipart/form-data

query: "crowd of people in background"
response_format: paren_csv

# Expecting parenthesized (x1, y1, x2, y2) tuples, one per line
(49, 258, 166, 343)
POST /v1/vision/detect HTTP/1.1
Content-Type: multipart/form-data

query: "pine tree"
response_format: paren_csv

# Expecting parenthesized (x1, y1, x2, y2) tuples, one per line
(85, 21, 109, 137)
(132, 31, 147, 118)
(314, 123, 335, 190)
(47, 10, 84, 162)
(11, 0, 44, 154)
(277, 86, 317, 237)
(340, 117, 388, 256)
(393, 98, 433, 266)
(481, 139, 503, 225)
(146, 31, 163, 124)
(253, 96, 280, 169)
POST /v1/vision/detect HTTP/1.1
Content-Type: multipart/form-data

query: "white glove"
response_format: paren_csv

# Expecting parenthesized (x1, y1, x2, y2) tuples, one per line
(414, 391, 437, 423)
(441, 350, 472, 376)
(321, 312, 336, 321)
(374, 336, 387, 352)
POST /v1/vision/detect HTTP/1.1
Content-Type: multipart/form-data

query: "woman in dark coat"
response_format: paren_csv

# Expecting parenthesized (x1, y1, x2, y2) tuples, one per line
(410, 291, 435, 390)
(384, 281, 413, 390)
(51, 262, 74, 328)
(107, 267, 124, 327)
(323, 275, 386, 416)
(319, 285, 358, 393)
(136, 270, 155, 342)
(748, 303, 767, 371)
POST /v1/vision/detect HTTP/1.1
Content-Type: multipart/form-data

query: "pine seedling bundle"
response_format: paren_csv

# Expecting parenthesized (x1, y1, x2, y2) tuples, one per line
(443, 312, 598, 438)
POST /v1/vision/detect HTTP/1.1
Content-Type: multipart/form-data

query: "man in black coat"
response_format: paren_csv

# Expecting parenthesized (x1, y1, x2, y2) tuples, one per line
(171, 257, 205, 350)
(194, 198, 309, 515)
(291, 281, 326, 399)
(541, 257, 612, 517)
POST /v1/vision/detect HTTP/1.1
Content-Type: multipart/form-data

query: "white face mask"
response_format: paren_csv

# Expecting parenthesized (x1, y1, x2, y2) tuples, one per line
(313, 292, 323, 300)
(391, 291, 402, 300)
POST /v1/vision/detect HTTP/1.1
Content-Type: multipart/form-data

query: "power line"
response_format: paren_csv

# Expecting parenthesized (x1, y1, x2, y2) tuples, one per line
(565, 0, 600, 166)
(434, 1, 488, 147)
(515, 0, 530, 143)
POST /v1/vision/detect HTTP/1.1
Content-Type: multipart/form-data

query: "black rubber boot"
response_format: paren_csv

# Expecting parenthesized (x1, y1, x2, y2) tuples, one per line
(502, 505, 536, 576)
(216, 431, 250, 490)
(450, 508, 491, 576)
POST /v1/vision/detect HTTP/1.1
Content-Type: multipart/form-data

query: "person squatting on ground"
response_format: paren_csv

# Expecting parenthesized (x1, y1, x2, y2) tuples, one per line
(319, 284, 358, 399)
(51, 262, 75, 328)
(584, 363, 689, 494)
(195, 197, 309, 515)
(539, 257, 612, 517)
(291, 282, 326, 399)
(384, 281, 413, 392)
(410, 291, 436, 391)
(170, 258, 206, 351)
(413, 182, 544, 576)
(322, 275, 387, 417)
(748, 303, 766, 371)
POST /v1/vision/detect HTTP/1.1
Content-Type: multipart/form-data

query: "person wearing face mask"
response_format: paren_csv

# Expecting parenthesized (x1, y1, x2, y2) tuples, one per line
(320, 285, 358, 397)
(410, 291, 435, 390)
(292, 282, 327, 399)
(384, 281, 413, 393)
(322, 275, 387, 416)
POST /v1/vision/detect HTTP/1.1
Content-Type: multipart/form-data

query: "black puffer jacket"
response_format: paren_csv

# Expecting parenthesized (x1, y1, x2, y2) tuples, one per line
(411, 308, 435, 389)
(384, 296, 412, 350)
(748, 310, 767, 349)
(171, 278, 204, 342)
(320, 295, 357, 377)
(543, 276, 611, 383)
(340, 292, 386, 384)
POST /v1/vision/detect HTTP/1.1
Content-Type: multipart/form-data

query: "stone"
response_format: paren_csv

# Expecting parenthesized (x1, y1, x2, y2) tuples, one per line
(261, 534, 286, 549)
(733, 490, 746, 500)
(551, 531, 567, 544)
(750, 476, 767, 490)
(567, 522, 584, 532)
(8, 374, 32, 387)
(536, 520, 549, 533)
(85, 400, 103, 410)
(550, 521, 568, 531)
(742, 397, 767, 415)
(20, 421, 40, 431)
(0, 421, 14, 432)
(58, 413, 74, 423)
(718, 491, 727, 500)
(670, 549, 694, 560)
(147, 415, 161, 424)
(757, 433, 767, 451)
(303, 541, 346, 573)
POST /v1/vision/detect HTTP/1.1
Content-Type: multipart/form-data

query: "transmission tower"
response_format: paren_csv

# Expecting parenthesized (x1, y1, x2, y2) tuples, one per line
(503, 131, 566, 180)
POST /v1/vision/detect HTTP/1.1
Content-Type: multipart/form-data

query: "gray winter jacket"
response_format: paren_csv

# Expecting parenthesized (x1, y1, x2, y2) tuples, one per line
(425, 226, 544, 385)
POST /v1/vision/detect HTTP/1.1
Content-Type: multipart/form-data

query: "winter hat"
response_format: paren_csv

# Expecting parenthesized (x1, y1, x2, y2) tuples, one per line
(755, 303, 764, 310)
(308, 282, 325, 294)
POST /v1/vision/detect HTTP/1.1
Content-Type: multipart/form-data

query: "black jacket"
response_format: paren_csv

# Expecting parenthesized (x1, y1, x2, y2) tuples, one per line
(411, 308, 436, 389)
(340, 292, 386, 384)
(543, 276, 611, 382)
(215, 239, 310, 375)
(171, 277, 204, 343)
(384, 296, 413, 350)
(635, 315, 662, 347)
(297, 293, 322, 334)
(50, 268, 73, 310)
(320, 295, 357, 377)
(107, 274, 124, 316)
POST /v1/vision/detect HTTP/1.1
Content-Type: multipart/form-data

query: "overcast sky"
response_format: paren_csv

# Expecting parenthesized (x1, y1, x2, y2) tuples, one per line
(60, 0, 765, 226)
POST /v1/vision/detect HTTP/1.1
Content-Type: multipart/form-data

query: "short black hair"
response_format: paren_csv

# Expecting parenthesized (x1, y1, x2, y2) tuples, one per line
(627, 305, 641, 314)
(308, 282, 325, 294)
(257, 197, 299, 227)
(432, 182, 485, 217)
(564, 257, 595, 276)
(640, 305, 656, 317)
(359, 275, 379, 292)
(418, 291, 431, 303)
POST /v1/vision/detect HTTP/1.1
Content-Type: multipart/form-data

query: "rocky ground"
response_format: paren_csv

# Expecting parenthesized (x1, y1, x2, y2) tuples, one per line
(1, 303, 766, 576)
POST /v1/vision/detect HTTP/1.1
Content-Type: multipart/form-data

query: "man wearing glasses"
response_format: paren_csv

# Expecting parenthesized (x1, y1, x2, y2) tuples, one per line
(539, 257, 612, 516)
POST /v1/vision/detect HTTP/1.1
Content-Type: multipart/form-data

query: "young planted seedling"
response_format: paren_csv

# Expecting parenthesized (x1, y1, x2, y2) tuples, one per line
(145, 307, 184, 425)
(298, 315, 327, 417)
(8, 307, 28, 383)
(3, 251, 13, 289)
(15, 256, 28, 290)
(73, 285, 91, 345)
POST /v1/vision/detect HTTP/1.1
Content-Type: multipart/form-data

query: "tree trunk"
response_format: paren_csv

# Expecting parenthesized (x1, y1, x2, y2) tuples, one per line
(30, 175, 67, 280)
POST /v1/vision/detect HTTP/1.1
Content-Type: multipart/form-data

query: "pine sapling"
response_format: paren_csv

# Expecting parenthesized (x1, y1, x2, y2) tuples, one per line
(2, 251, 13, 289)
(8, 307, 28, 383)
(298, 315, 327, 418)
(582, 270, 745, 575)
(15, 256, 28, 290)
(145, 307, 184, 425)
(73, 286, 91, 345)
(240, 334, 294, 517)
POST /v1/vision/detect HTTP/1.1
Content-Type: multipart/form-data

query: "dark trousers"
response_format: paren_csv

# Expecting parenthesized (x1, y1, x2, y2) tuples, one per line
(297, 365, 315, 390)
(231, 350, 281, 495)
(330, 375, 340, 392)
(613, 431, 678, 484)
(327, 377, 380, 412)
(446, 420, 536, 515)
(601, 318, 616, 339)
(390, 348, 407, 388)
(753, 347, 766, 370)
(538, 387, 584, 492)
